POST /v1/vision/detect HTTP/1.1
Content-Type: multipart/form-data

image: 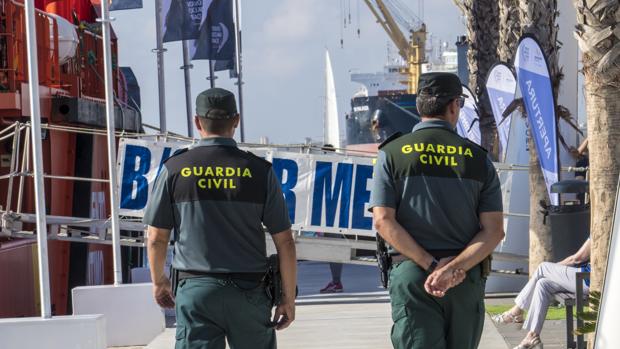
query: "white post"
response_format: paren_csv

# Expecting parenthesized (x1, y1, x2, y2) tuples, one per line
(154, 0, 167, 133)
(23, 0, 52, 318)
(234, 0, 245, 142)
(99, 0, 123, 286)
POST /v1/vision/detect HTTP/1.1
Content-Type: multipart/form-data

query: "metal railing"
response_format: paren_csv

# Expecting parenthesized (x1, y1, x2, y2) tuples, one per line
(0, 121, 589, 251)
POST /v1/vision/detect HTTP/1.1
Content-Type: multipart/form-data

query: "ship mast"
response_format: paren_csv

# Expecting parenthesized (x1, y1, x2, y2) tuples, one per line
(362, 0, 426, 94)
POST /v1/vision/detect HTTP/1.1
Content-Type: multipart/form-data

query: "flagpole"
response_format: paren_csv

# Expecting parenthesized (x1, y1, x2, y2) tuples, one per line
(181, 40, 194, 138)
(233, 0, 245, 142)
(154, 0, 167, 133)
(24, 0, 52, 318)
(208, 60, 215, 88)
(99, 0, 123, 286)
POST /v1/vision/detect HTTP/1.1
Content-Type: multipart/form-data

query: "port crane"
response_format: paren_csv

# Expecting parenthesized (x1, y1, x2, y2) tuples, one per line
(362, 0, 426, 94)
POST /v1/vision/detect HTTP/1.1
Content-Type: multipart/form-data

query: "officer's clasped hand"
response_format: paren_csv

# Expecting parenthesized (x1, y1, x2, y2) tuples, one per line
(423, 257, 466, 298)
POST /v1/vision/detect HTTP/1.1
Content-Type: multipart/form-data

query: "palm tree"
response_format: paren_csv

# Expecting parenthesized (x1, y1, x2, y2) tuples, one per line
(517, 0, 561, 275)
(453, 0, 499, 158)
(498, 0, 520, 63)
(574, 1, 620, 293)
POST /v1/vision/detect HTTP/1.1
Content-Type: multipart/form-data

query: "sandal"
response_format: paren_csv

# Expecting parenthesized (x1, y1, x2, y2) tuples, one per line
(491, 311, 524, 324)
(513, 334, 543, 349)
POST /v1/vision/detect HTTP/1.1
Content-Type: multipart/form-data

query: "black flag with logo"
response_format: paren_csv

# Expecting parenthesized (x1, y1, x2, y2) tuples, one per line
(189, 0, 235, 65)
(161, 0, 207, 42)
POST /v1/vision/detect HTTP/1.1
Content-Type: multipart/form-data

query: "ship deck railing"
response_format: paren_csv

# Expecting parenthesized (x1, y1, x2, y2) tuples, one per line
(1, 209, 529, 277)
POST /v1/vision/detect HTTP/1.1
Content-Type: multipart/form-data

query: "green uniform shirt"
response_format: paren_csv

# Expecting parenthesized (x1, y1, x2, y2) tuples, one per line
(369, 119, 502, 251)
(143, 137, 291, 273)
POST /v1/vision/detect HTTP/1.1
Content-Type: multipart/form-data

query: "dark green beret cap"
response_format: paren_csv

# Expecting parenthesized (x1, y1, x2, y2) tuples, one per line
(196, 88, 238, 118)
(416, 72, 464, 98)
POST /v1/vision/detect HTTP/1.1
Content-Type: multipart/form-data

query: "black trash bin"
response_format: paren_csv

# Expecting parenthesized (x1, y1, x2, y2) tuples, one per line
(547, 180, 590, 262)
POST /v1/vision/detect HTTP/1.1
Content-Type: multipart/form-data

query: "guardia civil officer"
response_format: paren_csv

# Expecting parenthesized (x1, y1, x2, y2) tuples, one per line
(144, 88, 297, 349)
(369, 72, 505, 349)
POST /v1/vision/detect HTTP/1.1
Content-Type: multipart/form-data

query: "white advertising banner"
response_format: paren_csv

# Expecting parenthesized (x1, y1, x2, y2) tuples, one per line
(486, 63, 517, 162)
(514, 35, 560, 205)
(117, 139, 376, 236)
(457, 85, 481, 145)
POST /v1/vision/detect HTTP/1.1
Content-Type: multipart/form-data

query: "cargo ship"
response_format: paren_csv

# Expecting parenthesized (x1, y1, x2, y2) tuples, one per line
(0, 0, 142, 318)
(345, 48, 458, 153)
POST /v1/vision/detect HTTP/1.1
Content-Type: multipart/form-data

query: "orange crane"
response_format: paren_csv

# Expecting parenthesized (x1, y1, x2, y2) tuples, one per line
(362, 0, 426, 94)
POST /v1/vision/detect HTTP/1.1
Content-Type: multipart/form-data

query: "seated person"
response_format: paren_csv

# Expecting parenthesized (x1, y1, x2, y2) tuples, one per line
(492, 238, 591, 349)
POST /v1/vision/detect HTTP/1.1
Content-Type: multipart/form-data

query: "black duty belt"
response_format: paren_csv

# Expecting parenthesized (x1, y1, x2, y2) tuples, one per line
(177, 270, 265, 282)
(391, 249, 463, 263)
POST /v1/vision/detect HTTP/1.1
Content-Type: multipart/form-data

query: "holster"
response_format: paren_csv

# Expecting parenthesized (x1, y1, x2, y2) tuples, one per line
(265, 254, 283, 307)
(376, 234, 392, 289)
(265, 254, 298, 307)
(170, 265, 180, 296)
(481, 254, 492, 279)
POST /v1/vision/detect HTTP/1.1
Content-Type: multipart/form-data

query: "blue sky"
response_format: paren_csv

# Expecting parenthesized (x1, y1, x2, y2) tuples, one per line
(112, 0, 465, 143)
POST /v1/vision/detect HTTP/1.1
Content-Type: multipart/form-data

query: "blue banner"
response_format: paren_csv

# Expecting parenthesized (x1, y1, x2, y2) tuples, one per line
(457, 85, 481, 145)
(514, 35, 559, 205)
(486, 63, 517, 162)
(110, 0, 143, 11)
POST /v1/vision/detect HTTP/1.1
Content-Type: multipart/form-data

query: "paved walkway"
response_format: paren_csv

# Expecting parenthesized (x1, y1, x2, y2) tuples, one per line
(135, 262, 508, 349)
(145, 303, 507, 349)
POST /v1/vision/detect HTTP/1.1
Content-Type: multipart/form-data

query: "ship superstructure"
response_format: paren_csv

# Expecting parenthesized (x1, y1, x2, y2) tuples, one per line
(0, 0, 142, 318)
(345, 0, 462, 152)
(346, 44, 458, 152)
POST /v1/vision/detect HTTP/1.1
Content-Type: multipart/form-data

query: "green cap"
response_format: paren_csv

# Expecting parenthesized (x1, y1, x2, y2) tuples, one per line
(195, 88, 238, 118)
(417, 72, 464, 98)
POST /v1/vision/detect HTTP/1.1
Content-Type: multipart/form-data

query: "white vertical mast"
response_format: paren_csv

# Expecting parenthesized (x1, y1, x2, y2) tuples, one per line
(24, 0, 52, 318)
(324, 49, 340, 148)
(99, 0, 123, 285)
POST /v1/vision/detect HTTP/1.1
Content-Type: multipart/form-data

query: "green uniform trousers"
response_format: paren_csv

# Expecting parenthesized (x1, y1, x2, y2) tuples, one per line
(175, 276, 276, 349)
(388, 260, 486, 349)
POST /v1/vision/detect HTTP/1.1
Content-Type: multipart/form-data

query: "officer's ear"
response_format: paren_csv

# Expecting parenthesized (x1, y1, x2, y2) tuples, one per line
(194, 116, 204, 132)
(232, 114, 240, 129)
(448, 98, 460, 117)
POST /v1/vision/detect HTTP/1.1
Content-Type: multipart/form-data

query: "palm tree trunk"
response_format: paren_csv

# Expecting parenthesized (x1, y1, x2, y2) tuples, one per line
(498, 0, 520, 63)
(528, 136, 553, 271)
(518, 0, 560, 274)
(574, 0, 620, 294)
(453, 0, 500, 158)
